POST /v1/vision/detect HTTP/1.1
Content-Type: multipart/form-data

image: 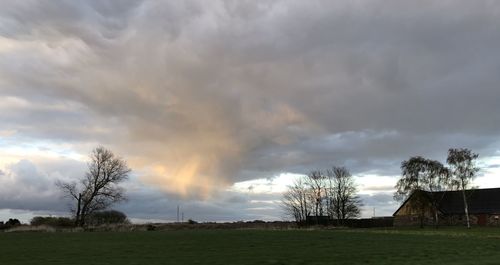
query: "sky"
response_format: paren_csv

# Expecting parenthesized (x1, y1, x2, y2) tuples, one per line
(1, 0, 500, 223)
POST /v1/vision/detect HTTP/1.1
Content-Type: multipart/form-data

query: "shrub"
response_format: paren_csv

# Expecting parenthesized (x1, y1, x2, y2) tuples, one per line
(0, 219, 21, 230)
(86, 210, 129, 226)
(30, 216, 74, 227)
(247, 220, 266, 224)
(188, 219, 198, 224)
(6, 218, 21, 226)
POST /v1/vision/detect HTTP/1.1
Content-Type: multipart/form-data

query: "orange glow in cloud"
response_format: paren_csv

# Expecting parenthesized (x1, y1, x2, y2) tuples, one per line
(119, 100, 314, 199)
(142, 155, 224, 199)
(134, 133, 242, 198)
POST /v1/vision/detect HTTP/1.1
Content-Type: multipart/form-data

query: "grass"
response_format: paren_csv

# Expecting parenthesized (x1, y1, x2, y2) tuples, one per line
(1, 227, 500, 264)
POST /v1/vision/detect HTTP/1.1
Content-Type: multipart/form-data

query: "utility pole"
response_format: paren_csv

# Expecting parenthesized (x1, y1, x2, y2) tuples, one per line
(177, 205, 180, 223)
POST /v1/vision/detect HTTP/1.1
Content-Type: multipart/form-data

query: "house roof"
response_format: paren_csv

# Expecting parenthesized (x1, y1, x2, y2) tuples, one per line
(393, 188, 500, 216)
(434, 188, 500, 215)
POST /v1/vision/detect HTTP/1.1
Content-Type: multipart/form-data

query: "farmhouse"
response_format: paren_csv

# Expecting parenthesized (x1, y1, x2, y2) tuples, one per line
(393, 188, 500, 226)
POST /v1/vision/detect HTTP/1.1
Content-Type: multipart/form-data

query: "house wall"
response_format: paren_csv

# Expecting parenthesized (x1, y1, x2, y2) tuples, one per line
(395, 214, 500, 227)
(487, 215, 500, 226)
(437, 214, 500, 226)
(394, 215, 435, 227)
(393, 202, 435, 226)
(439, 214, 478, 226)
(394, 214, 468, 227)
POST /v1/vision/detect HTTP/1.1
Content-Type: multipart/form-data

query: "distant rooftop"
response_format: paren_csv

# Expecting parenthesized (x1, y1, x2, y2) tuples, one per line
(430, 188, 500, 215)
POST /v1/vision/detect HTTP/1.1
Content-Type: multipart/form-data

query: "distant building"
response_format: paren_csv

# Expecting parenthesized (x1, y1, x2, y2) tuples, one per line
(393, 188, 500, 226)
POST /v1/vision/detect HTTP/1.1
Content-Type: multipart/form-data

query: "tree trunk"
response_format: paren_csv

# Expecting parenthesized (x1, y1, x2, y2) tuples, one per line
(419, 204, 425, 228)
(78, 195, 90, 227)
(434, 208, 439, 229)
(462, 189, 471, 229)
(75, 193, 82, 226)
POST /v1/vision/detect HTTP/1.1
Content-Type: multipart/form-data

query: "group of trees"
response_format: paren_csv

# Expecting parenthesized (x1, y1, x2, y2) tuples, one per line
(0, 218, 21, 230)
(395, 148, 479, 228)
(282, 166, 362, 225)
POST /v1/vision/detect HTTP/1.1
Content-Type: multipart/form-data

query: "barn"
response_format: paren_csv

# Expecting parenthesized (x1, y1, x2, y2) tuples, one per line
(393, 188, 500, 226)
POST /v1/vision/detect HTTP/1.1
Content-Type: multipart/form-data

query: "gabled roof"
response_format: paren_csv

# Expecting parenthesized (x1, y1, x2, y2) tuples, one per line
(393, 188, 500, 216)
(392, 190, 422, 216)
(434, 188, 500, 215)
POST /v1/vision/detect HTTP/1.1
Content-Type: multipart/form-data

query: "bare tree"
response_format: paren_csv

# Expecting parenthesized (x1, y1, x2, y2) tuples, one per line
(326, 167, 362, 225)
(57, 146, 131, 226)
(447, 148, 479, 229)
(282, 178, 311, 223)
(305, 170, 327, 217)
(282, 170, 329, 224)
(282, 167, 362, 226)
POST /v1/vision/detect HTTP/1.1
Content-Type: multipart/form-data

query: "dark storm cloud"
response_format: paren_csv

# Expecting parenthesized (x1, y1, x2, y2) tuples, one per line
(0, 160, 67, 212)
(1, 1, 500, 202)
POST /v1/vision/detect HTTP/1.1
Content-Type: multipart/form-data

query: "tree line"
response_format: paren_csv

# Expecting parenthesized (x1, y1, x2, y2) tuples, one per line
(38, 145, 482, 228)
(394, 148, 479, 228)
(282, 166, 362, 225)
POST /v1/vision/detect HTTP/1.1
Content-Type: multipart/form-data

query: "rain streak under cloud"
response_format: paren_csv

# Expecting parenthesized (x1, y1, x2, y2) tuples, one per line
(1, 0, 500, 222)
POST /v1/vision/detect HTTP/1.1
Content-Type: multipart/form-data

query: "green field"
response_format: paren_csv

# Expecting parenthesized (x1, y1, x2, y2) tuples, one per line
(1, 228, 500, 264)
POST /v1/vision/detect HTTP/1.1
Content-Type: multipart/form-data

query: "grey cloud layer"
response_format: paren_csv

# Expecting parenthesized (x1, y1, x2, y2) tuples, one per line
(0, 159, 77, 212)
(0, 158, 286, 222)
(1, 1, 500, 196)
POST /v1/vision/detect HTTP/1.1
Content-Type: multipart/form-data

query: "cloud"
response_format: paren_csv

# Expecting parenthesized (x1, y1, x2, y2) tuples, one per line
(0, 160, 65, 212)
(111, 177, 286, 222)
(359, 193, 400, 217)
(1, 0, 500, 219)
(0, 158, 288, 222)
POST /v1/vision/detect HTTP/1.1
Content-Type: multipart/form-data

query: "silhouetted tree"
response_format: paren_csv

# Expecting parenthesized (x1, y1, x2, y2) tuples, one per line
(447, 148, 479, 229)
(395, 156, 451, 228)
(306, 170, 327, 217)
(282, 178, 311, 223)
(424, 160, 450, 227)
(5, 218, 21, 226)
(57, 146, 131, 226)
(283, 167, 363, 225)
(326, 167, 362, 225)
